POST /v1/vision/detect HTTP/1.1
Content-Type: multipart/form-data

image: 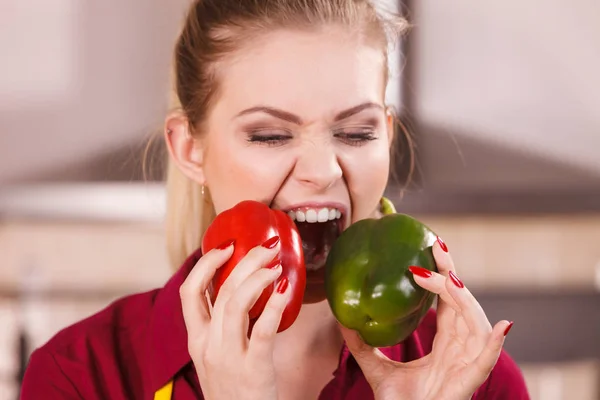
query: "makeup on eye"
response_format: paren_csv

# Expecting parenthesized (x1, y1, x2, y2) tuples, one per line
(333, 128, 379, 146)
(331, 117, 382, 145)
(245, 130, 293, 147)
(244, 126, 379, 147)
(242, 115, 382, 146)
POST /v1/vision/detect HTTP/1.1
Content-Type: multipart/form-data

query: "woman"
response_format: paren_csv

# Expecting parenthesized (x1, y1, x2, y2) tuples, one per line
(21, 0, 530, 399)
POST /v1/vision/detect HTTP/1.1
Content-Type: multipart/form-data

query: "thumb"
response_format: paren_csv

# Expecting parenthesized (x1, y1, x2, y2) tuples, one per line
(338, 324, 392, 386)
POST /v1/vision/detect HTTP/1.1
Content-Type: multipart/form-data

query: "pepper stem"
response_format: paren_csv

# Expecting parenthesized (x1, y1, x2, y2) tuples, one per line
(380, 197, 397, 215)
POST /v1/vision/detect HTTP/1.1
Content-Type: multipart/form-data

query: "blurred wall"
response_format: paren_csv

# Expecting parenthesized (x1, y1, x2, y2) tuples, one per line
(410, 0, 600, 177)
(0, 0, 190, 183)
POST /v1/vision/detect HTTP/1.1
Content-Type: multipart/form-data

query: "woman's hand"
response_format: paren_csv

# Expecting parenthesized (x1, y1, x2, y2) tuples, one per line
(179, 237, 289, 400)
(340, 238, 513, 400)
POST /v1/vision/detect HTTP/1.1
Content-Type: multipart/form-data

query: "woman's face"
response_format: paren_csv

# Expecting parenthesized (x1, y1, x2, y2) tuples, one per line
(191, 27, 392, 302)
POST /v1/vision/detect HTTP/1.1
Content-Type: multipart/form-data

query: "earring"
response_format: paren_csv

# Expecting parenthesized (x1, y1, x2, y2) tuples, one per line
(201, 185, 205, 196)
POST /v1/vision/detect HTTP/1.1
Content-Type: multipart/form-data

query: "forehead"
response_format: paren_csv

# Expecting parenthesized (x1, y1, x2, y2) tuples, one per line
(212, 27, 387, 119)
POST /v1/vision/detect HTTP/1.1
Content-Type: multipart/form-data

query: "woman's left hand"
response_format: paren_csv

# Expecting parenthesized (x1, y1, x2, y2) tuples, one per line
(339, 238, 513, 400)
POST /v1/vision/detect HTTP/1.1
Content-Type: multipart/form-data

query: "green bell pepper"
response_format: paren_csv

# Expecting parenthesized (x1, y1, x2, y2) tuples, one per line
(325, 198, 439, 347)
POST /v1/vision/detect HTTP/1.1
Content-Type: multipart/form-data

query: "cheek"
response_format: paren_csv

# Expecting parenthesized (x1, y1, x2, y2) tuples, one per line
(205, 144, 296, 212)
(341, 145, 390, 219)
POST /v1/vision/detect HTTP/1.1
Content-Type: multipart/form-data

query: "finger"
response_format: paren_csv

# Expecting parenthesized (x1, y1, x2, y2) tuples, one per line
(180, 241, 235, 339)
(409, 266, 460, 313)
(463, 320, 513, 392)
(223, 263, 283, 353)
(430, 237, 459, 330)
(213, 237, 280, 309)
(211, 237, 280, 336)
(432, 236, 455, 276)
(338, 325, 392, 390)
(247, 277, 291, 366)
(445, 270, 492, 339)
(409, 266, 459, 351)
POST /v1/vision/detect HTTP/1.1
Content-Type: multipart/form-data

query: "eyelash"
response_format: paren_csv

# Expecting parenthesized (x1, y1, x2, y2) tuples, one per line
(333, 129, 378, 147)
(246, 129, 378, 147)
(246, 131, 292, 147)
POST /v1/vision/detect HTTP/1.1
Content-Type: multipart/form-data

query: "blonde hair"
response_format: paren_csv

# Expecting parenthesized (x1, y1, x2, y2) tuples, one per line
(164, 0, 410, 270)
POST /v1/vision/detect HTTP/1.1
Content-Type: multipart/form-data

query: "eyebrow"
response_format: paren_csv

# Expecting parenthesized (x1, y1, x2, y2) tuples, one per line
(234, 102, 383, 125)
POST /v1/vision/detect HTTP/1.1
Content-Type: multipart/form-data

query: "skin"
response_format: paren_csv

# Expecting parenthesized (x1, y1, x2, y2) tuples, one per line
(166, 26, 511, 400)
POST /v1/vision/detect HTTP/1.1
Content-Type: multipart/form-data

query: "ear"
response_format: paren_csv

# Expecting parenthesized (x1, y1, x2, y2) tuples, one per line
(164, 112, 206, 184)
(385, 107, 396, 149)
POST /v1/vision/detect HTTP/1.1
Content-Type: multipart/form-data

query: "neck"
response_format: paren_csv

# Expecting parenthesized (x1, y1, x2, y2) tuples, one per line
(274, 300, 343, 359)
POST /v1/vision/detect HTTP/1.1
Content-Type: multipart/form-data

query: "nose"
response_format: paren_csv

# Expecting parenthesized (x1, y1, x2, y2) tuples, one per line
(294, 140, 343, 191)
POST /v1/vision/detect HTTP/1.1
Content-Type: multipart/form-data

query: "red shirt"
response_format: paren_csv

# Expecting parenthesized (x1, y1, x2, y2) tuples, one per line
(21, 249, 530, 399)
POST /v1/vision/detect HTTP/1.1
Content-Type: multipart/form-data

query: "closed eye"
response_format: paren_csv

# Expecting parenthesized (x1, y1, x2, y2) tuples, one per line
(245, 130, 292, 147)
(333, 128, 379, 147)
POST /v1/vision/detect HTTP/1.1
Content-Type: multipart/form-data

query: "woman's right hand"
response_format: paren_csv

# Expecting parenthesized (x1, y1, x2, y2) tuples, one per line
(179, 237, 289, 400)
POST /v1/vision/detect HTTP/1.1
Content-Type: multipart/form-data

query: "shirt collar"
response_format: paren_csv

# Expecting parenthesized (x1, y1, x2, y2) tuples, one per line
(146, 245, 407, 392)
(148, 246, 204, 392)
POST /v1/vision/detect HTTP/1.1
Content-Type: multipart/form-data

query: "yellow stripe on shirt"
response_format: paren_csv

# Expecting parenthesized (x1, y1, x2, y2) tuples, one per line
(154, 380, 174, 400)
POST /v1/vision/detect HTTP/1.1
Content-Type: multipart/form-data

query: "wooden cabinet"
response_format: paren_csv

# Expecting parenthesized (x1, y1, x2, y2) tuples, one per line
(521, 360, 600, 400)
(0, 220, 170, 293)
(416, 214, 600, 289)
(0, 218, 171, 397)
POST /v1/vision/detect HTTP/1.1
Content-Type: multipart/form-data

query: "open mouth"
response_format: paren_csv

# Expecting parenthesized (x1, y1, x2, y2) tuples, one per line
(285, 207, 345, 272)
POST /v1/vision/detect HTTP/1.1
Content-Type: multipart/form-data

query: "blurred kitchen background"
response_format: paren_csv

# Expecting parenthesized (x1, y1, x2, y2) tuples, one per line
(1, 0, 599, 399)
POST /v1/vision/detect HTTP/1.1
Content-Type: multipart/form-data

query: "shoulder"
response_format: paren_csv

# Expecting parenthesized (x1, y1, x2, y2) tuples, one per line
(21, 289, 160, 399)
(399, 309, 530, 399)
(41, 289, 158, 354)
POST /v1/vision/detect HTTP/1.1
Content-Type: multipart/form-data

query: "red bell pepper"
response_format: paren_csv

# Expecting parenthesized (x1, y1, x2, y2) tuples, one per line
(201, 200, 306, 333)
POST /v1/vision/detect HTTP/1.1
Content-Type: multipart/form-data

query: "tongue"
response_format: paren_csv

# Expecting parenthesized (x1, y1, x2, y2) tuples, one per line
(295, 220, 340, 268)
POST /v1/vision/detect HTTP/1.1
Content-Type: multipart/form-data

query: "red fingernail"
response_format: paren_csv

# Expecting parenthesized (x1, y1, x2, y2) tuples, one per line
(504, 321, 514, 336)
(216, 239, 235, 250)
(262, 236, 280, 249)
(409, 266, 433, 278)
(265, 257, 281, 270)
(276, 277, 289, 293)
(448, 270, 464, 288)
(437, 236, 448, 252)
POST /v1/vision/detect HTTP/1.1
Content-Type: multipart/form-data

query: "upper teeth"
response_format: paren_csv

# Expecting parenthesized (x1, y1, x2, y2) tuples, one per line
(287, 208, 342, 223)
